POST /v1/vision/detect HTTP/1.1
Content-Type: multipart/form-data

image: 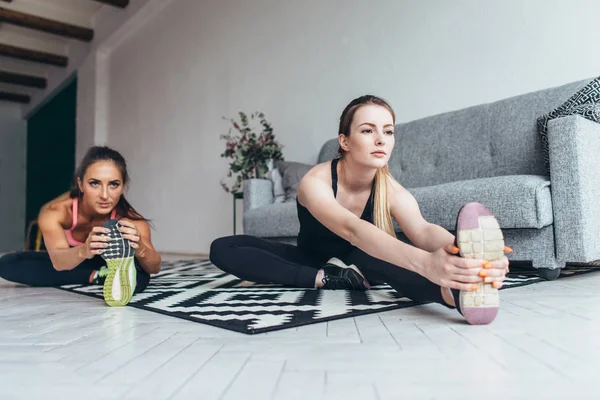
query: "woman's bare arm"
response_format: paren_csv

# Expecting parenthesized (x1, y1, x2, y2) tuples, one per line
(37, 206, 89, 271)
(297, 171, 497, 290)
(122, 218, 162, 275)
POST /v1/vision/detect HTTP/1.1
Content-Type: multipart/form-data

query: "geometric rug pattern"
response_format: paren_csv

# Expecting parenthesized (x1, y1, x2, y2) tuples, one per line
(57, 259, 599, 334)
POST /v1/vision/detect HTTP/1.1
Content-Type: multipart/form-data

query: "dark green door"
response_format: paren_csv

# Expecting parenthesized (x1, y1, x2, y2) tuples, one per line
(26, 76, 77, 231)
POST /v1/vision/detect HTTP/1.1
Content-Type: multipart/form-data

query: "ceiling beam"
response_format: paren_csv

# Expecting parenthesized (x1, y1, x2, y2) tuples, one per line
(0, 43, 68, 67)
(92, 0, 129, 8)
(0, 7, 94, 42)
(0, 70, 46, 89)
(0, 90, 30, 104)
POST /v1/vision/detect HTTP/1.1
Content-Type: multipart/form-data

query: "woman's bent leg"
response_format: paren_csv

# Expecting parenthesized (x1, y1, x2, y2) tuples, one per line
(209, 235, 320, 288)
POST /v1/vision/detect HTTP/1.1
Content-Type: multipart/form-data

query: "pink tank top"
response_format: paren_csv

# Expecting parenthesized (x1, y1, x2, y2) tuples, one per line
(64, 197, 117, 247)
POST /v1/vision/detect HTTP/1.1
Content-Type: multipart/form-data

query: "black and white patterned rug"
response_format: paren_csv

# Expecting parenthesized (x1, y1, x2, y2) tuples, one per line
(57, 259, 599, 334)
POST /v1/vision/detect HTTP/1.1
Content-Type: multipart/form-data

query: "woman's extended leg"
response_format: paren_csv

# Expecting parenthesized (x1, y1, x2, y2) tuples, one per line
(343, 249, 451, 306)
(0, 251, 150, 294)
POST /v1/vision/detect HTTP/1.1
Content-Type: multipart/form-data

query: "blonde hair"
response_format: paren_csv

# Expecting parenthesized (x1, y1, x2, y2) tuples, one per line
(338, 95, 396, 237)
(373, 165, 395, 237)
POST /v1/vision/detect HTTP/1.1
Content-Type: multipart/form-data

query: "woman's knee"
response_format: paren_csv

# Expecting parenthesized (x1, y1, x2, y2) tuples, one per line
(0, 252, 25, 276)
(209, 236, 235, 266)
(0, 253, 11, 278)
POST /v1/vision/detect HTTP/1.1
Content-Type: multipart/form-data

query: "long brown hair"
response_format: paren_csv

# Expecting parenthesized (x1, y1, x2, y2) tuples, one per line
(338, 95, 395, 237)
(69, 146, 149, 223)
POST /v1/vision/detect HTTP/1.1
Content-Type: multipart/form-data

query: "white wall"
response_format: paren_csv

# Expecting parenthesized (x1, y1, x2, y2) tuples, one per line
(95, 0, 600, 253)
(0, 103, 26, 252)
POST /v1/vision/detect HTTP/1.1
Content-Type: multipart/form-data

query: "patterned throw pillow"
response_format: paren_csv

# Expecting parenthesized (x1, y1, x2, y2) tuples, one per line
(265, 167, 286, 203)
(537, 77, 600, 173)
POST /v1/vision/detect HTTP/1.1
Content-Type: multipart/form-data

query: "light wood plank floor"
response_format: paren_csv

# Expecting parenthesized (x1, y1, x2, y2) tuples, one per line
(1, 254, 599, 399)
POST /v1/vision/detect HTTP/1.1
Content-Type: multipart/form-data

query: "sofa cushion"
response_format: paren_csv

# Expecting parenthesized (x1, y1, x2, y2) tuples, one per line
(318, 139, 340, 163)
(244, 201, 300, 237)
(276, 161, 314, 202)
(399, 175, 553, 232)
(391, 79, 592, 189)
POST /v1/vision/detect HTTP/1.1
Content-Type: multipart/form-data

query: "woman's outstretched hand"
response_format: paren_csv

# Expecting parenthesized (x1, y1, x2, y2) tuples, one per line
(117, 219, 143, 251)
(423, 245, 511, 291)
(117, 219, 150, 258)
(80, 226, 110, 259)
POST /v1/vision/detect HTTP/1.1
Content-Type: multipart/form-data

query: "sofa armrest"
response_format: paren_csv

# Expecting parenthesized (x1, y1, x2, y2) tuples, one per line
(548, 115, 600, 262)
(243, 179, 274, 212)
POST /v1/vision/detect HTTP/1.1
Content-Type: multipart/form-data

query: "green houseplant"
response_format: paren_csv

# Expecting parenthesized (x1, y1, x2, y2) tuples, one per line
(220, 111, 284, 194)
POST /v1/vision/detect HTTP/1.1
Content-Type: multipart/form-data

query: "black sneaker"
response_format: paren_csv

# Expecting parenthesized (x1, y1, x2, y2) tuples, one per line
(321, 257, 370, 291)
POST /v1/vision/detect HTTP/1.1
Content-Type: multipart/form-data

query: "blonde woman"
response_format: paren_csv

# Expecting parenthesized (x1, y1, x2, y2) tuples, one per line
(210, 95, 511, 325)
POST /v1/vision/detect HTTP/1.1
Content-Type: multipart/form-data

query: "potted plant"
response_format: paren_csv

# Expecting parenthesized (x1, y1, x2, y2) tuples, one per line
(220, 111, 284, 195)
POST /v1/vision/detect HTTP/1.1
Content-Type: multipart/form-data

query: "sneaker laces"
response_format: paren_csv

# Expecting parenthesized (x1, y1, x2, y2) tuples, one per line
(321, 274, 351, 290)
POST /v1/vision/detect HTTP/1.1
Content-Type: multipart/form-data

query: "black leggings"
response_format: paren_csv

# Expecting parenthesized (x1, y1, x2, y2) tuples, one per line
(209, 235, 447, 306)
(0, 251, 150, 294)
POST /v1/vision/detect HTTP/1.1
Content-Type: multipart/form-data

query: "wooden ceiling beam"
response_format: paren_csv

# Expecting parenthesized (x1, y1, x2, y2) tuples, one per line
(0, 70, 46, 88)
(0, 7, 94, 42)
(0, 90, 30, 104)
(0, 43, 68, 67)
(91, 0, 129, 8)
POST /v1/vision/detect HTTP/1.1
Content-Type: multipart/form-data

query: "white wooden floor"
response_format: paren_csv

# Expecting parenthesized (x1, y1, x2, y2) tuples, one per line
(1, 255, 600, 400)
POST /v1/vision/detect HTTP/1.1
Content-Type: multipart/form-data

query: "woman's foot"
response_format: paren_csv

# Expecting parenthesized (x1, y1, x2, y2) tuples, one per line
(454, 202, 504, 325)
(441, 286, 455, 307)
(315, 257, 370, 290)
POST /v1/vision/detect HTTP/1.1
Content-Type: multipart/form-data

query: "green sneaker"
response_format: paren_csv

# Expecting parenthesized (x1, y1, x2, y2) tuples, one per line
(100, 219, 137, 307)
(91, 266, 110, 285)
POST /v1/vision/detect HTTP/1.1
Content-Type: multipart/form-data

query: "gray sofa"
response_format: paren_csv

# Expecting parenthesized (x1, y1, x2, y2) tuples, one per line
(243, 78, 600, 279)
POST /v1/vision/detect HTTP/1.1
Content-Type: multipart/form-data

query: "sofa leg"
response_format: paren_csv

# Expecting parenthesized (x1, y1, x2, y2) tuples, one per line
(537, 268, 561, 281)
(532, 258, 565, 281)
